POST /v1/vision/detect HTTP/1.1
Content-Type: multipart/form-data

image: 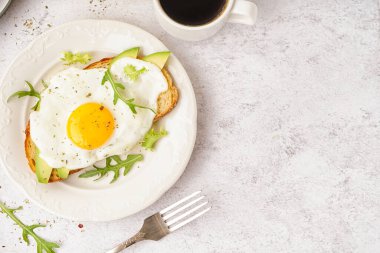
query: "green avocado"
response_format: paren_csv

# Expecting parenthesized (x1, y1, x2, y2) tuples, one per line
(142, 51, 171, 69)
(57, 168, 70, 179)
(34, 148, 53, 184)
(110, 47, 140, 66)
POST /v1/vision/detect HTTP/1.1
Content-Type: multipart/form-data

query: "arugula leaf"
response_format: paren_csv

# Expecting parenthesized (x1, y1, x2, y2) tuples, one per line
(79, 154, 143, 183)
(124, 64, 148, 82)
(61, 51, 92, 65)
(7, 81, 41, 111)
(101, 69, 155, 114)
(0, 202, 60, 253)
(142, 128, 168, 151)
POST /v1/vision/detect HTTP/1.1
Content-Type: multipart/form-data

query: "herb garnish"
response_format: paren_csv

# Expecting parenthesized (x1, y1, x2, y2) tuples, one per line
(101, 69, 154, 114)
(124, 64, 148, 82)
(79, 154, 143, 183)
(142, 128, 168, 151)
(0, 202, 60, 253)
(41, 79, 49, 89)
(7, 81, 41, 111)
(61, 51, 92, 65)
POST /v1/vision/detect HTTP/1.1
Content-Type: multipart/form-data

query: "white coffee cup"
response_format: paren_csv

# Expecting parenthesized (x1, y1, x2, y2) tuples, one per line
(153, 0, 258, 41)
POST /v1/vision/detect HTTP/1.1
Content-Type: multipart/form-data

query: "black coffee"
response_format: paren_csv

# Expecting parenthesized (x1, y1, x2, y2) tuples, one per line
(159, 0, 227, 26)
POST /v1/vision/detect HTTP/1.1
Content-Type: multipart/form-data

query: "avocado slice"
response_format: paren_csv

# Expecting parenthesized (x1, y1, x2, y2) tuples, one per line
(57, 168, 70, 179)
(34, 148, 53, 184)
(142, 51, 171, 69)
(110, 47, 140, 66)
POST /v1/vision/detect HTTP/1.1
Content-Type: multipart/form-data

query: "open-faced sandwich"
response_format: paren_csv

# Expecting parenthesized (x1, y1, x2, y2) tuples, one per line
(8, 47, 178, 183)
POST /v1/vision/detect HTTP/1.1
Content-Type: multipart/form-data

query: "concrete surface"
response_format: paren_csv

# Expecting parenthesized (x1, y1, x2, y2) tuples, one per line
(0, 0, 379, 252)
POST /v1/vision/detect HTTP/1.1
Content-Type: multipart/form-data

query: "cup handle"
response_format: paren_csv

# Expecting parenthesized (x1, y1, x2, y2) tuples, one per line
(228, 0, 258, 25)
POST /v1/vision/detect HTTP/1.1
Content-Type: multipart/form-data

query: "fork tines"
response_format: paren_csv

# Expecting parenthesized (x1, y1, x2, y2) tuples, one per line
(160, 191, 211, 232)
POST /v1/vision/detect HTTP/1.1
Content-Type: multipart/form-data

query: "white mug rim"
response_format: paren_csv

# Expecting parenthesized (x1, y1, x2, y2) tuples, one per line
(153, 0, 234, 31)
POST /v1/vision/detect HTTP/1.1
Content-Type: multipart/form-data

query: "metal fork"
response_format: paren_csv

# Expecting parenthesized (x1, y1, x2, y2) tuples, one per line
(106, 191, 211, 253)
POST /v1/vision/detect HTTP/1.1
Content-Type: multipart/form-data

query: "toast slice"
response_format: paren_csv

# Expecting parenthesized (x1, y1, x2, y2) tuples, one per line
(25, 122, 81, 182)
(25, 58, 179, 182)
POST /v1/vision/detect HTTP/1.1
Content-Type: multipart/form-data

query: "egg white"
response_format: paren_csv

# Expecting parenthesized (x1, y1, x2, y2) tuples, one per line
(29, 58, 168, 169)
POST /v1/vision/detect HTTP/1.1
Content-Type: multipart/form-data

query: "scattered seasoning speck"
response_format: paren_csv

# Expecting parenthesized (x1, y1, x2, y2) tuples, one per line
(23, 19, 33, 29)
(78, 224, 84, 228)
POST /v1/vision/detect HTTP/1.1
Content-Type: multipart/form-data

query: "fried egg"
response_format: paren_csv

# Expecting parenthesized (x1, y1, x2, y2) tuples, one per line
(29, 58, 168, 169)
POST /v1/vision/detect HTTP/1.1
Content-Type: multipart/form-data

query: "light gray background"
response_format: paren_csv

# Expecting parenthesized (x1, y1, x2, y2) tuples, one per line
(0, 0, 379, 252)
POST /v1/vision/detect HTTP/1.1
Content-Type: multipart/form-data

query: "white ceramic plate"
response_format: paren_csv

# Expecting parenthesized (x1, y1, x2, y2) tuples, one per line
(0, 20, 197, 221)
(0, 0, 12, 17)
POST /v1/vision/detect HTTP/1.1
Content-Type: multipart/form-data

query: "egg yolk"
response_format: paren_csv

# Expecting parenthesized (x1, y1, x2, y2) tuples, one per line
(67, 103, 115, 150)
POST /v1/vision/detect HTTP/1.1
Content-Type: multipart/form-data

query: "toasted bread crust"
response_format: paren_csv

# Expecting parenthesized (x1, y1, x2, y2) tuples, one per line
(83, 57, 112, 70)
(25, 56, 178, 183)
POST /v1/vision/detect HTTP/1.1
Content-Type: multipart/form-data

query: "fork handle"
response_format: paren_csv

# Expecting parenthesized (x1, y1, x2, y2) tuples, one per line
(106, 231, 145, 253)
